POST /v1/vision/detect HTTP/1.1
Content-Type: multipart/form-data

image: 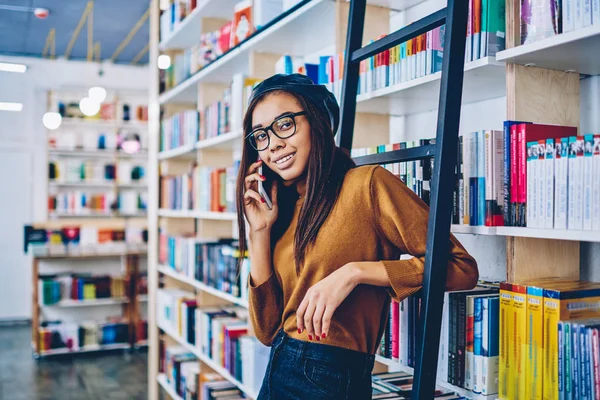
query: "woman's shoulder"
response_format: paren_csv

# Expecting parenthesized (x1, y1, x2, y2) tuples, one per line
(344, 164, 398, 188)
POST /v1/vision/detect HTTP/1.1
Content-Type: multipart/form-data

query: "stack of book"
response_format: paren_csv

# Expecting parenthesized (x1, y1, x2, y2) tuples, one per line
(157, 289, 269, 394)
(199, 89, 232, 140)
(48, 191, 117, 216)
(351, 140, 434, 206)
(453, 123, 600, 230)
(159, 234, 250, 301)
(499, 279, 600, 400)
(160, 161, 239, 213)
(377, 284, 501, 397)
(38, 320, 130, 352)
(160, 110, 199, 152)
(39, 274, 127, 305)
(372, 371, 465, 399)
(49, 160, 117, 183)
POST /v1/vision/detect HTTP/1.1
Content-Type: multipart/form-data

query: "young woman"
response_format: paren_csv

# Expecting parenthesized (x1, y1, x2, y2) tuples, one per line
(236, 73, 479, 400)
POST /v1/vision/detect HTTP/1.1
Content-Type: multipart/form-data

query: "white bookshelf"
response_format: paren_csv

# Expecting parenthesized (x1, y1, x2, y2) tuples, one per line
(38, 343, 130, 357)
(195, 130, 243, 150)
(158, 0, 335, 104)
(356, 57, 506, 116)
(158, 322, 258, 399)
(157, 144, 196, 160)
(157, 209, 237, 220)
(159, 0, 240, 50)
(496, 25, 600, 75)
(450, 225, 600, 243)
(157, 264, 248, 308)
(60, 118, 148, 129)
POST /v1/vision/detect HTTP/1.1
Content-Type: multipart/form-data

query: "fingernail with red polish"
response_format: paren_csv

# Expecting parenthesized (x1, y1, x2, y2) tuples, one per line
(308, 335, 312, 341)
(260, 175, 266, 180)
(261, 198, 265, 203)
(316, 336, 320, 341)
(322, 333, 326, 339)
(298, 329, 302, 334)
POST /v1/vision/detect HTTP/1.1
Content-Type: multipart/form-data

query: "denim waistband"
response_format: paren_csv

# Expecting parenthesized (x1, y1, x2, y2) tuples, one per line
(271, 329, 375, 378)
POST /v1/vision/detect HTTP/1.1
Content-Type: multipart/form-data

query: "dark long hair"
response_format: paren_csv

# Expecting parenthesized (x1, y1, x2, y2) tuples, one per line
(235, 90, 356, 275)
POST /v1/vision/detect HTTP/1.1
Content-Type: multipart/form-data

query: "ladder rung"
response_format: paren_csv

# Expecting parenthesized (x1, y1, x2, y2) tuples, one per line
(351, 8, 447, 63)
(353, 144, 436, 166)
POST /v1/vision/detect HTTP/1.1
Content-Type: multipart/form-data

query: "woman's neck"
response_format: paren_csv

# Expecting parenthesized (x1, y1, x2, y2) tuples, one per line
(296, 178, 306, 198)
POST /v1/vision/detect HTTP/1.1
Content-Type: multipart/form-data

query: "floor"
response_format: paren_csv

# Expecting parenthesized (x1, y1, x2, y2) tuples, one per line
(0, 325, 148, 400)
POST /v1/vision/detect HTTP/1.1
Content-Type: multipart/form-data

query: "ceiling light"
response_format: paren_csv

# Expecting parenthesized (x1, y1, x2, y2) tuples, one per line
(158, 55, 171, 70)
(79, 97, 100, 117)
(88, 87, 107, 103)
(43, 112, 62, 130)
(0, 102, 23, 111)
(0, 62, 27, 73)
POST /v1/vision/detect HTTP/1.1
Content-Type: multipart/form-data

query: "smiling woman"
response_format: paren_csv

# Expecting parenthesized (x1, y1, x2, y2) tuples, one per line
(234, 73, 479, 400)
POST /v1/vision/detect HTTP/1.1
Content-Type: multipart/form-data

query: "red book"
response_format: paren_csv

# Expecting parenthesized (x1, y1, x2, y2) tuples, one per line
(517, 123, 577, 227)
(510, 124, 519, 226)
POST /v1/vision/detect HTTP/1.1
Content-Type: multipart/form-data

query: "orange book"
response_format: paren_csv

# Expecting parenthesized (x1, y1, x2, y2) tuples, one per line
(231, 1, 254, 47)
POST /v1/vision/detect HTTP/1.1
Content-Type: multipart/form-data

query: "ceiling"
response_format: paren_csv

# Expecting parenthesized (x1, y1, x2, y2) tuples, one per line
(0, 0, 150, 64)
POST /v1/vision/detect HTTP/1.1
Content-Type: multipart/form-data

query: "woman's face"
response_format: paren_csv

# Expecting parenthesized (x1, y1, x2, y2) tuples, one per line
(251, 92, 311, 185)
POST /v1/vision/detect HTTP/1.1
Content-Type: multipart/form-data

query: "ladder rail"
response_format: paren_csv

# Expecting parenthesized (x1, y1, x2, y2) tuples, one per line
(412, 0, 468, 397)
(337, 0, 469, 398)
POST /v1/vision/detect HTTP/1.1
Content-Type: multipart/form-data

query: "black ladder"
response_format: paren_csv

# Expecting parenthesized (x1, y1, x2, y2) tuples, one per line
(336, 1, 469, 399)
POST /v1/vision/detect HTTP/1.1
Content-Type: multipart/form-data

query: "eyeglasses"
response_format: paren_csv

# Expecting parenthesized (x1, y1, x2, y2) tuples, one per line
(246, 111, 307, 151)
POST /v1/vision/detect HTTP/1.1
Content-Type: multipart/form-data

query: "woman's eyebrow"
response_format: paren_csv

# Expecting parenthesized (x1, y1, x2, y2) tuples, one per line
(252, 111, 296, 130)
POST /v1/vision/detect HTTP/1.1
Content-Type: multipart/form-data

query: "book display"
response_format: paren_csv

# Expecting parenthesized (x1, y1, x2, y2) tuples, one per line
(146, 0, 600, 399)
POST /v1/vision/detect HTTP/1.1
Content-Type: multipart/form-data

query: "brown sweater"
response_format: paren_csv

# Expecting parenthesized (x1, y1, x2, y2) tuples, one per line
(248, 165, 478, 354)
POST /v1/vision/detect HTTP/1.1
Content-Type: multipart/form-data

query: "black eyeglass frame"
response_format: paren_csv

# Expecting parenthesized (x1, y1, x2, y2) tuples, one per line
(245, 111, 307, 151)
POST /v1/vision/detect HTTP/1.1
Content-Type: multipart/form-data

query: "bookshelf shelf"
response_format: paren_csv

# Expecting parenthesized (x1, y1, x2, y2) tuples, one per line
(60, 118, 148, 129)
(157, 264, 248, 308)
(48, 211, 147, 219)
(34, 251, 147, 260)
(38, 342, 130, 357)
(48, 149, 117, 158)
(496, 25, 600, 75)
(159, 0, 240, 51)
(450, 225, 600, 242)
(159, 322, 257, 399)
(158, 0, 334, 105)
(356, 57, 506, 116)
(195, 130, 243, 150)
(157, 374, 183, 400)
(157, 209, 237, 220)
(43, 297, 129, 308)
(157, 144, 196, 160)
(49, 181, 116, 189)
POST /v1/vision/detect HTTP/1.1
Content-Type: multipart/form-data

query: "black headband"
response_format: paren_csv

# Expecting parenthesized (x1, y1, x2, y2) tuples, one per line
(248, 73, 340, 135)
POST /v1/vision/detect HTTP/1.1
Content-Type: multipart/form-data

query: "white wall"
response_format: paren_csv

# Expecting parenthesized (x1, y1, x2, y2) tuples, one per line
(0, 56, 149, 320)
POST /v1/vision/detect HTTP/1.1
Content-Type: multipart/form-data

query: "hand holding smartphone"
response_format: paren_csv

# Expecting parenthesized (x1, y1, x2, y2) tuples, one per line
(258, 163, 273, 210)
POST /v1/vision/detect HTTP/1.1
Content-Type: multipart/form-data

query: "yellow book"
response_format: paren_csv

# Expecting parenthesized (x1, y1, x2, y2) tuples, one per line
(499, 282, 513, 400)
(527, 285, 544, 400)
(543, 282, 600, 400)
(512, 284, 528, 400)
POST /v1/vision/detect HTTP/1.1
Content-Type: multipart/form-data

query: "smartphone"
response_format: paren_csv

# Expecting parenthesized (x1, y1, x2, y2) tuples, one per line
(258, 164, 273, 210)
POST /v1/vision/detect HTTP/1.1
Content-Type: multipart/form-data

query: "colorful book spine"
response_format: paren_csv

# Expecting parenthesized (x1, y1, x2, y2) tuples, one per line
(527, 286, 544, 400)
(499, 282, 513, 400)
(513, 284, 528, 399)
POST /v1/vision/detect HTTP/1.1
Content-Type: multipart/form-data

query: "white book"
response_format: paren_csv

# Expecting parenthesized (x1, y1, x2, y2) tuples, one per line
(593, 0, 600, 24)
(399, 298, 409, 366)
(401, 51, 407, 83)
(537, 141, 547, 229)
(545, 139, 556, 229)
(593, 136, 600, 230)
(555, 138, 569, 229)
(466, 295, 475, 390)
(478, 297, 490, 393)
(576, 137, 585, 229)
(564, 0, 575, 31)
(583, 135, 595, 230)
(568, 137, 579, 229)
(527, 142, 537, 228)
(485, 131, 494, 227)
(576, 0, 584, 29)
(438, 292, 449, 382)
(463, 132, 472, 225)
(584, 0, 593, 26)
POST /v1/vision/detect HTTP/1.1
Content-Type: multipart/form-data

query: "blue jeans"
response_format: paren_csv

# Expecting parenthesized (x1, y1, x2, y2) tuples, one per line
(257, 329, 375, 400)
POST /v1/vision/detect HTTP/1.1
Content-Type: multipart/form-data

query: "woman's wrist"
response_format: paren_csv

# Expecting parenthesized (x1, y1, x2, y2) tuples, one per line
(344, 262, 364, 287)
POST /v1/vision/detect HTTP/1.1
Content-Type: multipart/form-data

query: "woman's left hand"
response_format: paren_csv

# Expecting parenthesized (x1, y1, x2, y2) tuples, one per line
(296, 263, 359, 341)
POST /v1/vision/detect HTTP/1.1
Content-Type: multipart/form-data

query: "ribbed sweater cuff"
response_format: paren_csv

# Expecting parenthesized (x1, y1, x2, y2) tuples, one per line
(381, 259, 424, 302)
(248, 273, 281, 309)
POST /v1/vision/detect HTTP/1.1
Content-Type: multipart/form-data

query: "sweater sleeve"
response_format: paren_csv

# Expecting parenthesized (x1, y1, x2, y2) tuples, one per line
(369, 166, 479, 302)
(248, 272, 284, 346)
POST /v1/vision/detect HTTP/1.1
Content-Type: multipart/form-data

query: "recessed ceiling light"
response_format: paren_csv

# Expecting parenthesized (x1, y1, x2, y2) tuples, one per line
(0, 102, 23, 111)
(0, 62, 27, 73)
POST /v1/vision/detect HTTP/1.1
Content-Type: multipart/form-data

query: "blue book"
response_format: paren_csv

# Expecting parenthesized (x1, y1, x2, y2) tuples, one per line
(477, 130, 486, 226)
(473, 297, 483, 393)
